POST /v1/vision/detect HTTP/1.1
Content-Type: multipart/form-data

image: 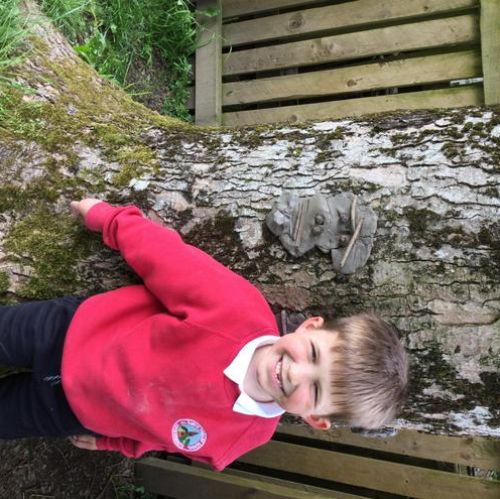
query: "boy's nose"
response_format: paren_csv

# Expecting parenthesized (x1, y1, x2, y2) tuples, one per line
(288, 361, 311, 387)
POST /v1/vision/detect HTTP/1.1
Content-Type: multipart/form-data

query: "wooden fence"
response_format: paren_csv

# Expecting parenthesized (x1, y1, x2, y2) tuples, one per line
(192, 0, 500, 126)
(137, 422, 500, 498)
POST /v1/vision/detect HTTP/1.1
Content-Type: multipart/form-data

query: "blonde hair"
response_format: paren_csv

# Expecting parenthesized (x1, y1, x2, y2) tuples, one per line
(323, 313, 409, 429)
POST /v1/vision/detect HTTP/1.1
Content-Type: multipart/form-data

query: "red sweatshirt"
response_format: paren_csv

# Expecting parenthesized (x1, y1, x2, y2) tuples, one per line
(61, 202, 280, 470)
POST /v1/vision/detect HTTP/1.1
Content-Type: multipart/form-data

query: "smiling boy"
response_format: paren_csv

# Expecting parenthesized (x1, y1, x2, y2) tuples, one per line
(245, 317, 337, 429)
(245, 314, 408, 431)
(0, 200, 408, 470)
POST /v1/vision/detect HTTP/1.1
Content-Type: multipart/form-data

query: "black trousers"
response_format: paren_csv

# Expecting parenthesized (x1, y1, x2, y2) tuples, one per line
(0, 296, 89, 438)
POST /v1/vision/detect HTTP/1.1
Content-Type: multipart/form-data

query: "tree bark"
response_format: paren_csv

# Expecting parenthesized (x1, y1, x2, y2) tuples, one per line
(1, 3, 499, 436)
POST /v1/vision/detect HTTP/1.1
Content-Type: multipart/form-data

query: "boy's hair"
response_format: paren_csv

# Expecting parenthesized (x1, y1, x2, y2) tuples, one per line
(323, 313, 409, 429)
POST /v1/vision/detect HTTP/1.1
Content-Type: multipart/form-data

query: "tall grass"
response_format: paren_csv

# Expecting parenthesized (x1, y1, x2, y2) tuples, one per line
(0, 0, 28, 76)
(0, 0, 31, 120)
(38, 0, 95, 44)
(40, 0, 197, 120)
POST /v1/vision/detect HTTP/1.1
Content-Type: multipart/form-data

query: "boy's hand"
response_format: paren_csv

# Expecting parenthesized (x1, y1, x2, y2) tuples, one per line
(70, 198, 102, 219)
(68, 434, 98, 451)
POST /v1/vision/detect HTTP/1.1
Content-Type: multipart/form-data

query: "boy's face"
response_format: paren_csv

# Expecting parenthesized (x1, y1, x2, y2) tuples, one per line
(249, 317, 338, 430)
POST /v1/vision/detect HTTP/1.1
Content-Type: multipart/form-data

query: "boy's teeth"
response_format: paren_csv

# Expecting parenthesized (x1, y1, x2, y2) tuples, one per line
(275, 359, 283, 388)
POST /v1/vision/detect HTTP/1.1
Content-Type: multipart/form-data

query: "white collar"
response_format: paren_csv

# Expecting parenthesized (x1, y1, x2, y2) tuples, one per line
(224, 335, 285, 418)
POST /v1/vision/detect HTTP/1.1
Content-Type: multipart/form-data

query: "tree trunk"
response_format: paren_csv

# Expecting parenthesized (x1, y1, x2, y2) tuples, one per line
(1, 3, 499, 437)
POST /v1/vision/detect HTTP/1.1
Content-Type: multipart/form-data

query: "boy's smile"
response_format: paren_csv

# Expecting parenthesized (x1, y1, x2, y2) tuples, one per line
(244, 317, 339, 430)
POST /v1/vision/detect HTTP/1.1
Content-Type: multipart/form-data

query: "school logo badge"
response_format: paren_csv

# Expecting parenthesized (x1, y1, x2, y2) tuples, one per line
(171, 419, 207, 452)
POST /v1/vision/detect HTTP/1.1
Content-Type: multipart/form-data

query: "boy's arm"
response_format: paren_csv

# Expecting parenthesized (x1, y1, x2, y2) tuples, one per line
(68, 434, 146, 457)
(95, 435, 160, 458)
(71, 199, 255, 319)
(95, 436, 222, 469)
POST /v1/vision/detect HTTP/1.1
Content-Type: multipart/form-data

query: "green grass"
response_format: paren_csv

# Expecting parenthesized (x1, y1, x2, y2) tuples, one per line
(0, 0, 31, 120)
(39, 0, 197, 120)
(38, 0, 96, 44)
(0, 0, 29, 77)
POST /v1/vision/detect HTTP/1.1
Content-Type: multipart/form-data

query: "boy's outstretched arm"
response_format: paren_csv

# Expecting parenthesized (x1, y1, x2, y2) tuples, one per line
(70, 198, 267, 322)
(70, 199, 101, 219)
(69, 434, 154, 457)
(68, 434, 98, 450)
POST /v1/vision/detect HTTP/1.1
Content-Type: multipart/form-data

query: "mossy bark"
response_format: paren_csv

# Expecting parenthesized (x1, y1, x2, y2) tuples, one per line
(0, 2, 499, 436)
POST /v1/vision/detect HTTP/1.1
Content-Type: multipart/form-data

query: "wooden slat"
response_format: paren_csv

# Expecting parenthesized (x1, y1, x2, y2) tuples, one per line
(187, 86, 195, 110)
(223, 0, 478, 48)
(224, 468, 368, 499)
(223, 85, 483, 126)
(195, 0, 222, 125)
(279, 424, 500, 471)
(239, 440, 500, 499)
(480, 0, 500, 104)
(136, 457, 365, 499)
(223, 0, 320, 19)
(223, 14, 480, 76)
(223, 50, 481, 105)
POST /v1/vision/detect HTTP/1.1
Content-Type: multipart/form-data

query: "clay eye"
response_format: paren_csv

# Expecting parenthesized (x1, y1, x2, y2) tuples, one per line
(338, 234, 350, 246)
(311, 225, 323, 236)
(314, 214, 325, 225)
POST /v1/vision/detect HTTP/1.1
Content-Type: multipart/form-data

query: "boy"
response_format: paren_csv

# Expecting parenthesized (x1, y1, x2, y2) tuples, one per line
(0, 199, 408, 471)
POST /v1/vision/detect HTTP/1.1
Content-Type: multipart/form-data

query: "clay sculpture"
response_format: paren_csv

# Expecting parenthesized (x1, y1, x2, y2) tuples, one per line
(266, 192, 377, 274)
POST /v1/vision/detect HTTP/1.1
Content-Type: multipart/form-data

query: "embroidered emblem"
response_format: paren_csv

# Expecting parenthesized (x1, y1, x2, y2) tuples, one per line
(171, 419, 207, 452)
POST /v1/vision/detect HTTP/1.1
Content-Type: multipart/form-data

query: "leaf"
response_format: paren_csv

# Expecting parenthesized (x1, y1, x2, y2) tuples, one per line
(198, 6, 220, 18)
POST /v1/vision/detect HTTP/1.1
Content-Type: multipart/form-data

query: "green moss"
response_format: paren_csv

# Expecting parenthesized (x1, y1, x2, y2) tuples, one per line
(478, 222, 500, 249)
(0, 271, 10, 295)
(0, 174, 78, 212)
(0, 55, 208, 207)
(327, 126, 346, 140)
(479, 354, 500, 369)
(445, 127, 464, 140)
(3, 208, 100, 299)
(408, 342, 490, 421)
(441, 142, 459, 159)
(390, 132, 407, 145)
(183, 212, 244, 266)
(484, 185, 500, 198)
(288, 145, 302, 157)
(477, 222, 500, 278)
(382, 209, 400, 222)
(1, 52, 192, 191)
(112, 144, 159, 187)
(405, 207, 441, 235)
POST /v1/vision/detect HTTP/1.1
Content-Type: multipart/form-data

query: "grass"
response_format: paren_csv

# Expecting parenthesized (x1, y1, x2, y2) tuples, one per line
(0, 1, 197, 120)
(0, 0, 31, 121)
(0, 0, 30, 98)
(0, 0, 26, 71)
(39, 0, 197, 120)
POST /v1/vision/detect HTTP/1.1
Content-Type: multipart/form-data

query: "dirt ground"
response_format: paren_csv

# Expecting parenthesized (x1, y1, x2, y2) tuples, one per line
(0, 438, 137, 498)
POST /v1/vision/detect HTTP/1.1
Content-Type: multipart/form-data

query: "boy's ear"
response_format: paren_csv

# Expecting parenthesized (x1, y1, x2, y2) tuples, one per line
(296, 316, 324, 333)
(303, 414, 331, 430)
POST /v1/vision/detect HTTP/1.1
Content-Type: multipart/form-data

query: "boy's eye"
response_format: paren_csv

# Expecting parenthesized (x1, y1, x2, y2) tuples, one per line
(314, 383, 319, 406)
(311, 343, 317, 362)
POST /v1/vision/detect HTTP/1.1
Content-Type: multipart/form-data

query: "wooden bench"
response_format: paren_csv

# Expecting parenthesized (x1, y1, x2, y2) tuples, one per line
(193, 0, 500, 125)
(136, 422, 500, 498)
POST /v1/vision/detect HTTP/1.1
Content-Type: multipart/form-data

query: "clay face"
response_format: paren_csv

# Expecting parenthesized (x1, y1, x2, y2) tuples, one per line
(266, 192, 377, 274)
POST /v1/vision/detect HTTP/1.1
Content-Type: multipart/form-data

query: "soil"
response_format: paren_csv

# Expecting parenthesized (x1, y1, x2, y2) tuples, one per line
(0, 438, 136, 498)
(124, 50, 172, 114)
